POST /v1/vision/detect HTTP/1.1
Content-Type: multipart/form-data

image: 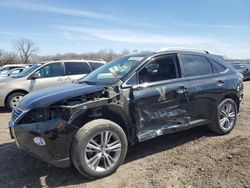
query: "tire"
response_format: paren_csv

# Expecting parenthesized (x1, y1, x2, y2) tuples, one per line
(208, 98, 237, 134)
(6, 92, 26, 110)
(71, 119, 128, 179)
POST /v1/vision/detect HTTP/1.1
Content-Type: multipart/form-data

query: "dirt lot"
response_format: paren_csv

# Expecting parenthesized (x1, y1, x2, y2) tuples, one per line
(0, 83, 249, 188)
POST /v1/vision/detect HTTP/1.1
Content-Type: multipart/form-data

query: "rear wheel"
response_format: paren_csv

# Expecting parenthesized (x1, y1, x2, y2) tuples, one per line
(71, 119, 128, 179)
(6, 92, 26, 110)
(208, 99, 237, 134)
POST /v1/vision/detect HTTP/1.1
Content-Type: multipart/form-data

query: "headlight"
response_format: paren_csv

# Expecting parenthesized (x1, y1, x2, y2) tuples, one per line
(237, 85, 240, 91)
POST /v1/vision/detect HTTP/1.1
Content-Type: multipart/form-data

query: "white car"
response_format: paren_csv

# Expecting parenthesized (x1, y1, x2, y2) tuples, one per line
(0, 67, 26, 77)
(0, 64, 30, 75)
(0, 59, 105, 110)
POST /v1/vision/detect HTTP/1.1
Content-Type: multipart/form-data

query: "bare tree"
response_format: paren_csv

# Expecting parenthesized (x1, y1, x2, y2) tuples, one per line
(13, 39, 38, 64)
(0, 49, 3, 57)
(0, 50, 19, 66)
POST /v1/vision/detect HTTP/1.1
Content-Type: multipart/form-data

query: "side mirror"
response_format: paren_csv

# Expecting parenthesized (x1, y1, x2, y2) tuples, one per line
(30, 72, 41, 79)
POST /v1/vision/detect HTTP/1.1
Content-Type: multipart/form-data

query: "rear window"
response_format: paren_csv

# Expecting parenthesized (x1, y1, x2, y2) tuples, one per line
(89, 62, 104, 70)
(9, 66, 20, 70)
(211, 60, 227, 73)
(180, 54, 214, 77)
(65, 62, 91, 75)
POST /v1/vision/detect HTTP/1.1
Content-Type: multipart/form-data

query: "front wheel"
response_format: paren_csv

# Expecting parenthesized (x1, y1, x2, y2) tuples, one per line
(208, 98, 237, 134)
(71, 119, 128, 179)
(6, 92, 26, 110)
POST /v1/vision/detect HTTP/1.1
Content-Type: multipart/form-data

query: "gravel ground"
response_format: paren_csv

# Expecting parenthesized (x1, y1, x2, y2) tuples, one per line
(0, 82, 249, 188)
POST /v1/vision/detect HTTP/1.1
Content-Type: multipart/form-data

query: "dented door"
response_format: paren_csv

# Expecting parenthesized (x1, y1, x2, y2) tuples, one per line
(132, 80, 191, 142)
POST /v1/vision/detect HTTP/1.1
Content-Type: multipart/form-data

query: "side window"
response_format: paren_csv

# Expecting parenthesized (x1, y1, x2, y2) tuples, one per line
(211, 60, 227, 73)
(10, 69, 22, 75)
(9, 67, 19, 70)
(126, 74, 138, 85)
(180, 55, 214, 77)
(89, 62, 104, 70)
(65, 62, 91, 75)
(138, 56, 177, 83)
(36, 63, 63, 78)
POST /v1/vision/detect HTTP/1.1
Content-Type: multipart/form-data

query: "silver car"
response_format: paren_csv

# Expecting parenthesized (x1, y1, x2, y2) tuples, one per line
(0, 67, 26, 78)
(0, 60, 105, 110)
(0, 64, 29, 75)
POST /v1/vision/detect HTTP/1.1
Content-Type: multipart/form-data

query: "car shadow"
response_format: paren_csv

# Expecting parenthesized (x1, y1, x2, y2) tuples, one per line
(0, 126, 217, 187)
(0, 107, 10, 113)
(125, 126, 216, 164)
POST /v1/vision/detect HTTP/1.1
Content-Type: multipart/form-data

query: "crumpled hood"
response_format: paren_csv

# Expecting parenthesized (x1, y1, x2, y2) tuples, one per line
(19, 83, 105, 110)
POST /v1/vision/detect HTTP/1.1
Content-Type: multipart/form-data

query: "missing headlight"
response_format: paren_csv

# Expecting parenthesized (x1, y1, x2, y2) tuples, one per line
(49, 107, 71, 121)
(19, 108, 52, 124)
(17, 107, 72, 125)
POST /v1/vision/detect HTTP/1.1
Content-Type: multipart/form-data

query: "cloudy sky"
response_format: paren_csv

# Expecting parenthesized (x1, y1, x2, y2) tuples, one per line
(0, 0, 250, 58)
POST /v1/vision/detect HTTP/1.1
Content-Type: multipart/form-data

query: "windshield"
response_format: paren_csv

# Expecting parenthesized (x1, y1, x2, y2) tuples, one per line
(80, 56, 144, 85)
(0, 67, 8, 74)
(12, 63, 42, 78)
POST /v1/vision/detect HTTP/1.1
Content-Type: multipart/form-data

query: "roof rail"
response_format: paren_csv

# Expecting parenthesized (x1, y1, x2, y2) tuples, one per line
(80, 59, 106, 62)
(156, 47, 210, 54)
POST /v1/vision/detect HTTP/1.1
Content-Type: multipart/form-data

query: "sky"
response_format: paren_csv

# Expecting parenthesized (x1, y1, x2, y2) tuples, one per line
(0, 0, 250, 59)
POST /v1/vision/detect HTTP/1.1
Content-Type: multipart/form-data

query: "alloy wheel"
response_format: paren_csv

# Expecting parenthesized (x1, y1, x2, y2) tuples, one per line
(11, 95, 23, 108)
(84, 131, 122, 172)
(219, 103, 236, 131)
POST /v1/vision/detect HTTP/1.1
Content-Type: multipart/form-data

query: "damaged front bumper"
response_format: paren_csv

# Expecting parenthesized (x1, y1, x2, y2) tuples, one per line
(9, 109, 78, 168)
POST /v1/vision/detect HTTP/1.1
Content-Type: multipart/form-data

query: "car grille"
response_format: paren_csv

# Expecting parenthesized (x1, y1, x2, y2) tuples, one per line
(12, 108, 23, 121)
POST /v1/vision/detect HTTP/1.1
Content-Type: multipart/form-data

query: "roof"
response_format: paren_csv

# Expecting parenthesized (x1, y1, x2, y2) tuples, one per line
(156, 48, 210, 54)
(34, 59, 106, 65)
(2, 64, 28, 67)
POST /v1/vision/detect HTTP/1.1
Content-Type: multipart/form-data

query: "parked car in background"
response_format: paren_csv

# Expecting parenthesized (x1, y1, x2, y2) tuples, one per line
(0, 59, 105, 110)
(0, 64, 30, 75)
(0, 67, 26, 78)
(231, 63, 250, 80)
(9, 50, 243, 179)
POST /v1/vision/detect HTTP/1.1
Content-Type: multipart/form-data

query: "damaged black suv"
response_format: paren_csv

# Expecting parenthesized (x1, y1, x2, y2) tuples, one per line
(9, 50, 243, 179)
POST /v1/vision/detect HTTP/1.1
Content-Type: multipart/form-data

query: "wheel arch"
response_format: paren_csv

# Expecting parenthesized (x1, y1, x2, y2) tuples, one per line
(4, 89, 29, 106)
(222, 93, 240, 112)
(71, 106, 135, 144)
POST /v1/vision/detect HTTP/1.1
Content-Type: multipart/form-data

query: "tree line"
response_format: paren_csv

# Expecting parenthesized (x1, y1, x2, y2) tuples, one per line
(0, 39, 134, 66)
(2, 39, 247, 67)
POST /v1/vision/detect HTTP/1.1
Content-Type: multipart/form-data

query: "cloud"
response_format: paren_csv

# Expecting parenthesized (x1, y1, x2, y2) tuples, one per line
(180, 23, 250, 29)
(57, 25, 250, 59)
(0, 1, 117, 21)
(58, 25, 216, 46)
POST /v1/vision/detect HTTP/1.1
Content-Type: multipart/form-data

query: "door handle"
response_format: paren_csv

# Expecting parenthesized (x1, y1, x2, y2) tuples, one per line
(65, 77, 71, 81)
(176, 87, 188, 94)
(57, 78, 63, 81)
(217, 80, 225, 87)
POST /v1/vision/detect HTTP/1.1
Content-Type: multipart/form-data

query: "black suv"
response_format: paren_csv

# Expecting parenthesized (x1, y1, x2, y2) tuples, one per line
(9, 50, 243, 179)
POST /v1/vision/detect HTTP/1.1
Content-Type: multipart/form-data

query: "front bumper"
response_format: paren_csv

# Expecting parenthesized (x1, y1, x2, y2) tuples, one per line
(9, 117, 78, 168)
